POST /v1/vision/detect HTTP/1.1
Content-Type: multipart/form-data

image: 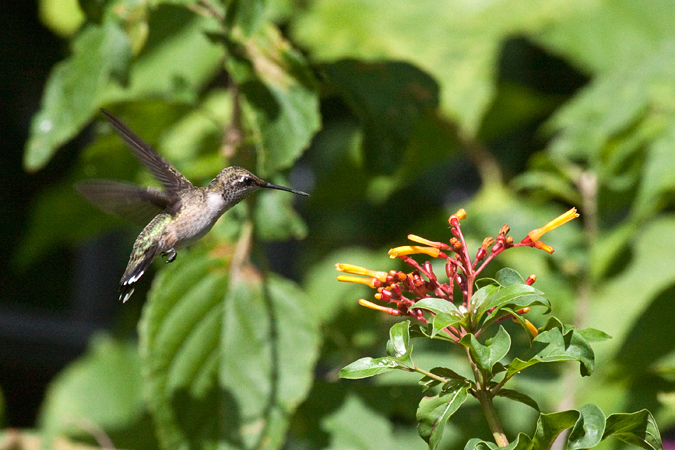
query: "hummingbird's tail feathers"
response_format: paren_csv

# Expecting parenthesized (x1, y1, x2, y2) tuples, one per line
(100, 109, 194, 194)
(119, 244, 160, 302)
(119, 284, 136, 304)
(75, 179, 180, 225)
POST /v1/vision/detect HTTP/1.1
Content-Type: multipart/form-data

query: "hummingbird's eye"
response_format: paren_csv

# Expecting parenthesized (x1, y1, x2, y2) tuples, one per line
(236, 175, 255, 187)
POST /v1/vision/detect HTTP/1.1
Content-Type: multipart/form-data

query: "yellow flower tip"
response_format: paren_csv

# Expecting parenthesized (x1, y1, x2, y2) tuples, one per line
(388, 245, 441, 259)
(481, 237, 496, 249)
(335, 263, 387, 282)
(525, 319, 538, 337)
(511, 307, 530, 322)
(407, 234, 441, 247)
(533, 240, 554, 254)
(337, 275, 377, 288)
(448, 209, 467, 226)
(335, 263, 360, 273)
(358, 299, 401, 316)
(528, 207, 580, 241)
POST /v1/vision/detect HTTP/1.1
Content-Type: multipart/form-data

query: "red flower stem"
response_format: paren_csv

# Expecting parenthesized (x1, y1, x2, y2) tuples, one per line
(475, 249, 501, 275)
(402, 256, 435, 281)
(445, 325, 462, 341)
(453, 227, 473, 273)
(446, 257, 467, 277)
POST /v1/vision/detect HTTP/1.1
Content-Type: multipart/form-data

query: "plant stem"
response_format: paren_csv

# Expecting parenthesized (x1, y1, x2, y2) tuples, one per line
(413, 366, 449, 384)
(476, 388, 509, 447)
(551, 169, 598, 450)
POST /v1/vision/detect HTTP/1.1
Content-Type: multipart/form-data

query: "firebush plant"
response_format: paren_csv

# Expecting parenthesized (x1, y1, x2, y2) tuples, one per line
(336, 208, 663, 450)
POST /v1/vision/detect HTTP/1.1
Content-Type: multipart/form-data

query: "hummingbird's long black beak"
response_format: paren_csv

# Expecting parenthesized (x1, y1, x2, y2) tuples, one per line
(262, 182, 309, 196)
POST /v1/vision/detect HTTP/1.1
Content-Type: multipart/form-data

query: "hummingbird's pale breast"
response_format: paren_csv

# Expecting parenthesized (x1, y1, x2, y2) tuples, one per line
(165, 189, 230, 250)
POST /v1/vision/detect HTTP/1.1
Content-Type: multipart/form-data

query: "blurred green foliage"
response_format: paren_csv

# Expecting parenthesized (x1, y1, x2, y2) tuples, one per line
(6, 0, 675, 448)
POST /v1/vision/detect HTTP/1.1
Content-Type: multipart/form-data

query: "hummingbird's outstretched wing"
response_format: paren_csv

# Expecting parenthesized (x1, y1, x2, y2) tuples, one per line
(75, 179, 181, 225)
(100, 109, 194, 194)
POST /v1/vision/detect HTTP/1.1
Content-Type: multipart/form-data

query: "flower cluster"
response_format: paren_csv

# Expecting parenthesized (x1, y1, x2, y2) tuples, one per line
(336, 208, 579, 336)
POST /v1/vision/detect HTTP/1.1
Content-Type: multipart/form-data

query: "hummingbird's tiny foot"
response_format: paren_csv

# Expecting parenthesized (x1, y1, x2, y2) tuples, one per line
(164, 248, 177, 263)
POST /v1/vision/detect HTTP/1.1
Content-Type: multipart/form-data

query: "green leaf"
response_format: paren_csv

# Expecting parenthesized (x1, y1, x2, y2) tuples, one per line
(417, 381, 470, 450)
(38, 334, 145, 435)
(466, 434, 534, 450)
(78, 0, 110, 23)
(495, 389, 540, 412)
(412, 298, 464, 337)
(386, 320, 413, 362)
(224, 0, 266, 37)
(139, 249, 320, 450)
(567, 404, 605, 450)
(253, 185, 308, 241)
(633, 123, 675, 220)
(506, 323, 596, 379)
(293, 0, 589, 137)
(545, 41, 675, 169)
(474, 283, 549, 324)
(588, 216, 675, 369)
(464, 438, 499, 450)
(322, 394, 395, 450)
(339, 356, 406, 379)
(576, 327, 612, 343)
(139, 251, 229, 450)
(603, 410, 663, 450)
(459, 326, 511, 376)
(224, 23, 320, 176)
(590, 221, 638, 283)
(494, 268, 525, 286)
(512, 169, 582, 206)
(26, 5, 225, 171)
(24, 20, 131, 171)
(495, 307, 537, 343)
(114, 7, 224, 103)
(530, 409, 579, 450)
(322, 59, 439, 173)
(220, 272, 321, 450)
(535, 1, 675, 74)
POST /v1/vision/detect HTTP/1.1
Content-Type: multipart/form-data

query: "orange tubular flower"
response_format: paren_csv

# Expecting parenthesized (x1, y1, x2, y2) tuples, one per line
(527, 208, 579, 242)
(524, 319, 538, 337)
(388, 245, 441, 259)
(335, 263, 388, 282)
(358, 299, 401, 316)
(407, 234, 442, 248)
(533, 240, 554, 254)
(337, 275, 378, 288)
(448, 209, 467, 227)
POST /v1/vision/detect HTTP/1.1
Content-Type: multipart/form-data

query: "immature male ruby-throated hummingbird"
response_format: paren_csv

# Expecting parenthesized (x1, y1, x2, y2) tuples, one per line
(76, 109, 309, 303)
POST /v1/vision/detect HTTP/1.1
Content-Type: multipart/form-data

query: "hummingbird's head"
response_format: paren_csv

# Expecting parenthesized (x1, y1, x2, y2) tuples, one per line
(214, 167, 309, 204)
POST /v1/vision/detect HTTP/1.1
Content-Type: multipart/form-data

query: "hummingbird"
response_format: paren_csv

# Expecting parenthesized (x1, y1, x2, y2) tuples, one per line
(76, 109, 309, 303)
